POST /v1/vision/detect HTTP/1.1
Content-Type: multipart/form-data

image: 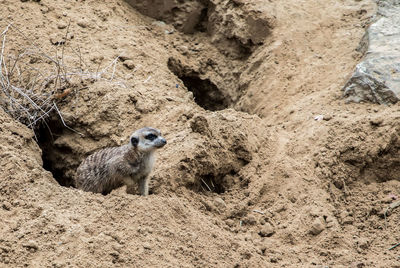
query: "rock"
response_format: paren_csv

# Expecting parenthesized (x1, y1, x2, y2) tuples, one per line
(40, 5, 49, 14)
(357, 237, 369, 250)
(325, 216, 336, 228)
(2, 201, 11, 210)
(119, 55, 132, 61)
(200, 199, 216, 212)
(214, 197, 226, 210)
(57, 23, 68, 29)
(258, 223, 275, 237)
(370, 118, 384, 126)
(23, 240, 39, 252)
(244, 215, 257, 225)
(274, 204, 287, 213)
(151, 21, 166, 28)
(343, 1, 400, 104)
(143, 242, 151, 250)
(123, 60, 135, 70)
(342, 216, 354, 225)
(77, 19, 89, 28)
(310, 217, 325, 235)
(126, 1, 206, 34)
(225, 219, 235, 227)
(177, 45, 189, 55)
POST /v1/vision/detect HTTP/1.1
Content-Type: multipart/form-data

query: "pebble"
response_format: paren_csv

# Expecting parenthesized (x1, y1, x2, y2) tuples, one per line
(152, 21, 166, 27)
(244, 215, 257, 225)
(23, 240, 39, 252)
(119, 55, 132, 61)
(370, 118, 383, 126)
(57, 23, 68, 29)
(2, 201, 11, 210)
(177, 45, 189, 55)
(77, 20, 89, 28)
(310, 217, 325, 235)
(225, 219, 235, 227)
(274, 204, 287, 213)
(143, 242, 151, 250)
(40, 6, 49, 14)
(49, 34, 65, 45)
(357, 237, 369, 250)
(259, 223, 275, 237)
(214, 197, 226, 210)
(123, 60, 135, 70)
(342, 216, 354, 225)
(325, 216, 335, 228)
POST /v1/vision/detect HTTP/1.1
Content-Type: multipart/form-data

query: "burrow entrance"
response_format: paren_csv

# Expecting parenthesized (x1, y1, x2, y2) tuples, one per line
(183, 155, 250, 195)
(36, 115, 78, 188)
(196, 170, 241, 194)
(167, 57, 230, 111)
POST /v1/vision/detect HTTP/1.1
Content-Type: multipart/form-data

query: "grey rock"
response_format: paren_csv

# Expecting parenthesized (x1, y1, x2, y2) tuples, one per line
(343, 1, 400, 104)
(214, 197, 226, 210)
(310, 217, 325, 235)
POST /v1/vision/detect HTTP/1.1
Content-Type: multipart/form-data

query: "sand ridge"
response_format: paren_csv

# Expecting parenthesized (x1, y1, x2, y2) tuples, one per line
(1, 0, 399, 267)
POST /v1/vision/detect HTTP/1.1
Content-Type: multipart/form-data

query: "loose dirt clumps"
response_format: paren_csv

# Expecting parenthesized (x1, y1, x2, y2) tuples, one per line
(125, 0, 275, 58)
(315, 114, 400, 188)
(2, 0, 400, 267)
(176, 113, 263, 194)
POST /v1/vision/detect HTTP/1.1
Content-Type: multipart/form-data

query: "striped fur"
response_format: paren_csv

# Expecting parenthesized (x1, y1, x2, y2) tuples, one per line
(74, 127, 165, 195)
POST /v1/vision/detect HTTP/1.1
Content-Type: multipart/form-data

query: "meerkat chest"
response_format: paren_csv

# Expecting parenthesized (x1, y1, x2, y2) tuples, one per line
(137, 153, 155, 177)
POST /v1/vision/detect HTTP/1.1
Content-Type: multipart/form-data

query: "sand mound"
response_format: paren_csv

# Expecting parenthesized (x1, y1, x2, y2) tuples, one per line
(2, 0, 400, 267)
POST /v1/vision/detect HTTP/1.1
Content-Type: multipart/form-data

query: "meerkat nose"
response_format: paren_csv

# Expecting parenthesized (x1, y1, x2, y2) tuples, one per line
(161, 138, 167, 145)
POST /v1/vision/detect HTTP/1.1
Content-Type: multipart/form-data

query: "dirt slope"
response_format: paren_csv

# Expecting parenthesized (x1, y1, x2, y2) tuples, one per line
(1, 0, 400, 267)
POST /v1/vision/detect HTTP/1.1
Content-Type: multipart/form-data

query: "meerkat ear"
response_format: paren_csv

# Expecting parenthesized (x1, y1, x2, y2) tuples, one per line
(131, 136, 139, 147)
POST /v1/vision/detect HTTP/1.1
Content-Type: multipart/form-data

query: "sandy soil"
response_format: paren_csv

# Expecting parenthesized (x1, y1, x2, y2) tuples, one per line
(1, 0, 400, 267)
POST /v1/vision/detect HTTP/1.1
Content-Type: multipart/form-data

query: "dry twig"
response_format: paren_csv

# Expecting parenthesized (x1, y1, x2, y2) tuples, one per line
(0, 23, 126, 138)
(201, 178, 212, 192)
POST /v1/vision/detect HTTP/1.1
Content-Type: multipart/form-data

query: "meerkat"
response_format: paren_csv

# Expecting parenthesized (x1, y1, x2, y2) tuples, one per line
(75, 127, 166, 196)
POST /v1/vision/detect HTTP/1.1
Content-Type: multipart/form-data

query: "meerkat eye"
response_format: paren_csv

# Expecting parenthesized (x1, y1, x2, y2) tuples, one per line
(145, 133, 157, 141)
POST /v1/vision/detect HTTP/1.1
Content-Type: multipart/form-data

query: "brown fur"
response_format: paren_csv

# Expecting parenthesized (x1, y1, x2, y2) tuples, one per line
(75, 128, 165, 195)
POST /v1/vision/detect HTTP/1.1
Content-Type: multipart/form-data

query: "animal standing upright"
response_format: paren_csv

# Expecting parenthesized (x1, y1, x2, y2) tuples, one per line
(75, 127, 167, 195)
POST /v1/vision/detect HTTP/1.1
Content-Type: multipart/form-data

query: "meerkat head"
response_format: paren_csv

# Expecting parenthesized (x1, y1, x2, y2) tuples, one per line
(130, 127, 167, 153)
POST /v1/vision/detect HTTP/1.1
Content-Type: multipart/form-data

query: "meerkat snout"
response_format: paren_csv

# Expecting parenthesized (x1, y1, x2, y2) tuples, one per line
(75, 127, 166, 196)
